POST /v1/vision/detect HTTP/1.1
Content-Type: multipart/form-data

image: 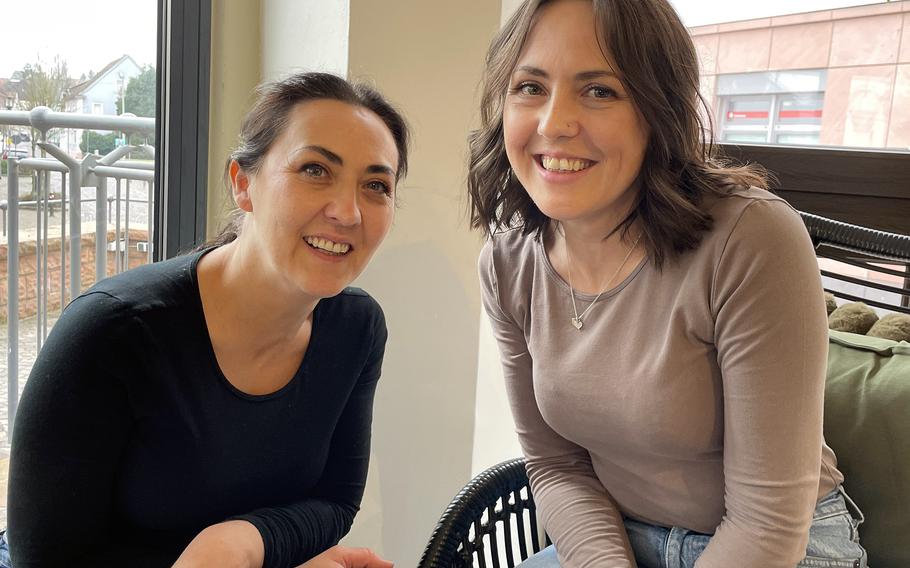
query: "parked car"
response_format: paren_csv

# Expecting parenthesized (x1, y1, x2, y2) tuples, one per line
(2, 147, 29, 159)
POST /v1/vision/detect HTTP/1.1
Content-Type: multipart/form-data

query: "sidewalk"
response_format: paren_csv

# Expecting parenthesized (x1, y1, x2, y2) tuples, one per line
(0, 314, 52, 448)
(0, 313, 59, 529)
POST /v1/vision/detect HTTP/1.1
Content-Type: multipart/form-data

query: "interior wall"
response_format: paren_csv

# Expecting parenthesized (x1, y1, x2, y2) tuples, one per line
(501, 0, 526, 23)
(261, 0, 349, 81)
(206, 0, 262, 238)
(345, 0, 500, 564)
(470, 0, 526, 478)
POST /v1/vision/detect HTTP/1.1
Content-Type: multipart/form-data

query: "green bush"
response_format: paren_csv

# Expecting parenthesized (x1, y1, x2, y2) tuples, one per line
(0, 159, 26, 176)
(80, 130, 118, 156)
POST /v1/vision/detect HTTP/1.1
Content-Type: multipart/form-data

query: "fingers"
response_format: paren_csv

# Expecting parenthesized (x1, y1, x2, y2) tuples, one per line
(337, 546, 394, 568)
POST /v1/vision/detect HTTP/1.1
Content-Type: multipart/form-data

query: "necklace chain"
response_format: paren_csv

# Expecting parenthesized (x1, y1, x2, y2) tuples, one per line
(561, 223, 642, 331)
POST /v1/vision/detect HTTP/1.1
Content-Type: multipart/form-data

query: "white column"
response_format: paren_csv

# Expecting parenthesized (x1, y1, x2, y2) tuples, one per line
(261, 0, 349, 80)
(345, 0, 500, 564)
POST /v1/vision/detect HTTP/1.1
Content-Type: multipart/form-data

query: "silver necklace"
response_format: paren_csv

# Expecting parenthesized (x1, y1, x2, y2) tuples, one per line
(561, 224, 642, 330)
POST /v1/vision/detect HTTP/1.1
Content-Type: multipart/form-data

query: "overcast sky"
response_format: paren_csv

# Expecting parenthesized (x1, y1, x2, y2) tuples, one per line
(0, 0, 889, 79)
(0, 0, 157, 78)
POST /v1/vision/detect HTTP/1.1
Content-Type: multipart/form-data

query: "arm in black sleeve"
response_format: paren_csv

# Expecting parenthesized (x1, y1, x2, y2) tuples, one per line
(8, 292, 136, 567)
(232, 308, 387, 568)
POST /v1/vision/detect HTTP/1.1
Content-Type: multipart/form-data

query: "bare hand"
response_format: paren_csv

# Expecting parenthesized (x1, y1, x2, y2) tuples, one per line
(298, 545, 393, 568)
(172, 520, 265, 568)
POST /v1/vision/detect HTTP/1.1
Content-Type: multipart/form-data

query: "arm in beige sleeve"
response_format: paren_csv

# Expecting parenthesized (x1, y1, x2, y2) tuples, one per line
(478, 242, 638, 568)
(695, 200, 829, 568)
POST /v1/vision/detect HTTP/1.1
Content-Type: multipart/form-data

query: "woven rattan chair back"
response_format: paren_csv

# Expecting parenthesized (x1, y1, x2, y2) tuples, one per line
(418, 458, 546, 568)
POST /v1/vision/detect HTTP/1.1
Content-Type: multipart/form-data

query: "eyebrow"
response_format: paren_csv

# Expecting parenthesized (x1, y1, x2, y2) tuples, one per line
(300, 145, 395, 177)
(302, 145, 343, 165)
(514, 66, 619, 81)
(366, 164, 396, 176)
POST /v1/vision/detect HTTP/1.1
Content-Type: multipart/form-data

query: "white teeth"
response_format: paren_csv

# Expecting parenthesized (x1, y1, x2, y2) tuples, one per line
(304, 236, 351, 255)
(541, 156, 590, 172)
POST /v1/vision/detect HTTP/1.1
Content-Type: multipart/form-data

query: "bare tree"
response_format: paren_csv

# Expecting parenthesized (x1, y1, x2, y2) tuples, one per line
(15, 57, 71, 155)
(17, 57, 71, 111)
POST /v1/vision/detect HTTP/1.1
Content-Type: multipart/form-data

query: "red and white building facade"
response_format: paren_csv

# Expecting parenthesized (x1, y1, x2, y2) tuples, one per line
(691, 1, 910, 150)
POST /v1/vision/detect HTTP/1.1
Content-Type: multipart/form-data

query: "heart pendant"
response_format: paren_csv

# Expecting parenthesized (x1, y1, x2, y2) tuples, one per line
(571, 317, 583, 330)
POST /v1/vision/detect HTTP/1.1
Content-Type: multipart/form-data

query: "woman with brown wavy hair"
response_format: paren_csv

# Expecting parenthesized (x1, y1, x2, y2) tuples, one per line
(470, 1, 866, 567)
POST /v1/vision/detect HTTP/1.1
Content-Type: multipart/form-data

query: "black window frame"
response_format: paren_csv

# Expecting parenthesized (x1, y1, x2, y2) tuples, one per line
(154, 0, 212, 260)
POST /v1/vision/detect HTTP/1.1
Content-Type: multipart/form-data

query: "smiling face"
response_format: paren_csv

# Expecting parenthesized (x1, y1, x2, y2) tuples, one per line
(503, 0, 650, 235)
(232, 98, 398, 299)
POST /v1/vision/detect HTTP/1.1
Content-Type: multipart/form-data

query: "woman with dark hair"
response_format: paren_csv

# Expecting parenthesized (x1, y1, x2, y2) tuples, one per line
(471, 1, 866, 567)
(5, 72, 408, 568)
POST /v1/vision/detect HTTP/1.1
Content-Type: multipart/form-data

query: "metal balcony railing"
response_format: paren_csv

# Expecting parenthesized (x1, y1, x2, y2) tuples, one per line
(1, 106, 156, 442)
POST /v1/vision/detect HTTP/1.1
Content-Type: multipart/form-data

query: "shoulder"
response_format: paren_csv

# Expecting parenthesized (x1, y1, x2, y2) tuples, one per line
(54, 252, 204, 343)
(478, 227, 540, 324)
(708, 187, 804, 234)
(478, 226, 538, 287)
(701, 187, 809, 255)
(703, 188, 818, 303)
(324, 287, 386, 332)
(85, 250, 202, 312)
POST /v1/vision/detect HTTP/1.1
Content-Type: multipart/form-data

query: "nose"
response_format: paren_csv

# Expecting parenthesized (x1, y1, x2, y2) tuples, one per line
(324, 186, 362, 227)
(537, 92, 580, 140)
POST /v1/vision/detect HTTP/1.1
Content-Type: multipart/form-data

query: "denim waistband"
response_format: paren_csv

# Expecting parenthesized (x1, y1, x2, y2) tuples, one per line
(814, 486, 864, 528)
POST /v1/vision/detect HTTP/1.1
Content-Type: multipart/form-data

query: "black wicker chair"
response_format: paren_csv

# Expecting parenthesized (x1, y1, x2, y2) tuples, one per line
(800, 212, 910, 314)
(419, 213, 910, 568)
(417, 458, 544, 568)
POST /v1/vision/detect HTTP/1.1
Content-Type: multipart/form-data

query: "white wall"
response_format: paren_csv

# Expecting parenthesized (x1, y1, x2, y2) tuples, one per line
(344, 1, 500, 563)
(501, 0, 526, 24)
(261, 0, 349, 81)
(469, 0, 526, 480)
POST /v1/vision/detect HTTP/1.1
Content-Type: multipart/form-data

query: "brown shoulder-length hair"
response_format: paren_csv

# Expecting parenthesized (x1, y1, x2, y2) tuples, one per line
(468, 0, 769, 268)
(207, 72, 410, 248)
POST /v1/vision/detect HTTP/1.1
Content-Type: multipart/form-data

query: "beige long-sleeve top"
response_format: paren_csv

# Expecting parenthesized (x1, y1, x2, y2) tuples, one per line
(478, 187, 843, 568)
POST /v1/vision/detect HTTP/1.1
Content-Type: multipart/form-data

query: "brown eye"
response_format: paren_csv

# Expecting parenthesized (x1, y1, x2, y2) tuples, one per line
(509, 82, 543, 97)
(302, 164, 327, 177)
(514, 82, 544, 96)
(586, 85, 617, 99)
(366, 180, 392, 196)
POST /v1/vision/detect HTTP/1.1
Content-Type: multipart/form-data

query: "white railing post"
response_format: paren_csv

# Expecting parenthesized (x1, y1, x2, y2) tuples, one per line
(6, 160, 20, 442)
(39, 142, 83, 300)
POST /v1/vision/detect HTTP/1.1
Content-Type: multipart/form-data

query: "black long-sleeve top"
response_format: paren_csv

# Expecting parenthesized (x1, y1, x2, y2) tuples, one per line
(7, 250, 387, 568)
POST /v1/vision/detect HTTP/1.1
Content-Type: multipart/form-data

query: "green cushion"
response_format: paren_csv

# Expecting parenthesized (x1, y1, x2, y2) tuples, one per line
(824, 329, 910, 568)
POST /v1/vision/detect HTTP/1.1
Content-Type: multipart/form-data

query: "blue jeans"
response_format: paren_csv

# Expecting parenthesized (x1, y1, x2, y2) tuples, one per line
(518, 487, 867, 568)
(0, 531, 11, 568)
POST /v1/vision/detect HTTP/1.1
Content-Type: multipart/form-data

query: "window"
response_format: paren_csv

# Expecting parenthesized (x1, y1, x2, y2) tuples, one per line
(716, 70, 826, 145)
(676, 0, 910, 308)
(0, 0, 211, 527)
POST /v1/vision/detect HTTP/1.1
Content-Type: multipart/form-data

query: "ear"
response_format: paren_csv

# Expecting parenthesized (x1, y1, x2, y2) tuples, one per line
(230, 160, 253, 213)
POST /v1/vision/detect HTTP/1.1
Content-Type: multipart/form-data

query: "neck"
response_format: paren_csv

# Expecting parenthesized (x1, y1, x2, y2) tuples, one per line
(550, 219, 644, 295)
(198, 239, 318, 351)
